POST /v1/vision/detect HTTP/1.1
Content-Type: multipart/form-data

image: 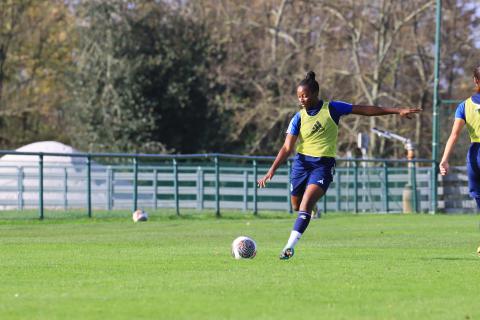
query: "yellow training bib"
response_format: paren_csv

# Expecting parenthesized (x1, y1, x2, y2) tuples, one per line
(296, 101, 338, 157)
(465, 97, 480, 143)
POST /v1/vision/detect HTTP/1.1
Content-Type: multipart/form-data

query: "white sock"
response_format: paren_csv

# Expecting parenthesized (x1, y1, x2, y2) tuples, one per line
(284, 230, 302, 250)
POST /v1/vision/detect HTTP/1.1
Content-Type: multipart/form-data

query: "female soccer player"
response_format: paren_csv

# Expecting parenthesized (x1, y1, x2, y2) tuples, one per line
(440, 65, 480, 209)
(257, 71, 421, 260)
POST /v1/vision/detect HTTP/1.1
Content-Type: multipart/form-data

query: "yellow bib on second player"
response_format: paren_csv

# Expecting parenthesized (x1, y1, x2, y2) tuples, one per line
(296, 100, 338, 157)
(465, 97, 480, 143)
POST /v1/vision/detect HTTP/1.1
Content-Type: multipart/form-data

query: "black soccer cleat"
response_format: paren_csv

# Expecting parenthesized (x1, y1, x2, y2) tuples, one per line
(279, 248, 294, 260)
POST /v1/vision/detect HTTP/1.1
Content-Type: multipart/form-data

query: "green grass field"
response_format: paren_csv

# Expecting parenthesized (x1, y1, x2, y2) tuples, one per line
(0, 211, 479, 320)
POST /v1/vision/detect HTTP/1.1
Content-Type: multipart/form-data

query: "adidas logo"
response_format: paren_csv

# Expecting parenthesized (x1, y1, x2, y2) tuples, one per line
(310, 121, 324, 135)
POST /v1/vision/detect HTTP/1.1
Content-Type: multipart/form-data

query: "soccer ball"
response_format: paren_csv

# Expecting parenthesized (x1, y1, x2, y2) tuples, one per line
(132, 209, 148, 222)
(477, 246, 480, 256)
(231, 236, 257, 259)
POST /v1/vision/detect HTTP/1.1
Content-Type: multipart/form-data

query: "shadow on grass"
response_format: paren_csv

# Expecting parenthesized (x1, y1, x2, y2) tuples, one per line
(421, 256, 479, 261)
(0, 209, 295, 224)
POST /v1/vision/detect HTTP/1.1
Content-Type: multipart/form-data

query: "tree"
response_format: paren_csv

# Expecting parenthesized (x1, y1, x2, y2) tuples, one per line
(0, 0, 73, 148)
(68, 1, 226, 153)
(186, 0, 480, 159)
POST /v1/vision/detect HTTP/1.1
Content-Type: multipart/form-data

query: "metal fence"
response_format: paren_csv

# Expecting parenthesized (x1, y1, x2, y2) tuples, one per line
(0, 151, 456, 218)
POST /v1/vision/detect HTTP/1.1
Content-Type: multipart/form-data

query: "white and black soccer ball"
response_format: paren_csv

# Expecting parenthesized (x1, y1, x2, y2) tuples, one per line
(231, 236, 257, 259)
(132, 209, 148, 222)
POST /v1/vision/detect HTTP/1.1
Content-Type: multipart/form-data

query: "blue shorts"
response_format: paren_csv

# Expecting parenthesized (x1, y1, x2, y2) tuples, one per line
(290, 153, 335, 196)
(467, 143, 480, 199)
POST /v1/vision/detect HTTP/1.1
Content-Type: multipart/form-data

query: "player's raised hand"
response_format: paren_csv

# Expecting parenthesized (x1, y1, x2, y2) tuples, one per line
(399, 108, 422, 119)
(257, 172, 273, 188)
(439, 160, 449, 176)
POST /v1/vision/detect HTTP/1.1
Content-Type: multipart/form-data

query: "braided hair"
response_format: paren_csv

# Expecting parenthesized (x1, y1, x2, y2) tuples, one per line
(299, 71, 319, 95)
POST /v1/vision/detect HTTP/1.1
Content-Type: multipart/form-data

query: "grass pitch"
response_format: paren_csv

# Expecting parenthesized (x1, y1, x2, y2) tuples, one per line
(0, 211, 479, 320)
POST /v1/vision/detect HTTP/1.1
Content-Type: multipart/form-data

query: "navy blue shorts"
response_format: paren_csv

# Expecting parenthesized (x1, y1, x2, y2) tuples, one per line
(467, 143, 480, 199)
(290, 154, 335, 196)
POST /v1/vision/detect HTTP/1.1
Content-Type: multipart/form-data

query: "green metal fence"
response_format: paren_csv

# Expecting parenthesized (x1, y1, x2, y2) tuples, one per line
(0, 151, 440, 219)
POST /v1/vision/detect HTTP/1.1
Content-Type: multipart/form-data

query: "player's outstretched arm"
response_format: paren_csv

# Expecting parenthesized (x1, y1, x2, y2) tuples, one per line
(351, 105, 422, 119)
(439, 118, 465, 176)
(257, 134, 297, 188)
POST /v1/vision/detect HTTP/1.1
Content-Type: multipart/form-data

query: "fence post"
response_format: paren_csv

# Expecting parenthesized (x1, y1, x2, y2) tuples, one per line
(354, 161, 358, 214)
(173, 159, 179, 216)
(39, 153, 44, 220)
(322, 192, 327, 215)
(430, 161, 437, 214)
(153, 169, 158, 210)
(132, 157, 139, 213)
(17, 167, 24, 211)
(63, 167, 68, 211)
(106, 166, 112, 210)
(287, 159, 292, 214)
(243, 170, 248, 212)
(412, 161, 418, 213)
(383, 161, 389, 213)
(253, 160, 258, 215)
(214, 156, 220, 217)
(335, 171, 341, 212)
(86, 155, 92, 218)
(200, 167, 205, 210)
(345, 164, 351, 212)
(196, 167, 204, 211)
